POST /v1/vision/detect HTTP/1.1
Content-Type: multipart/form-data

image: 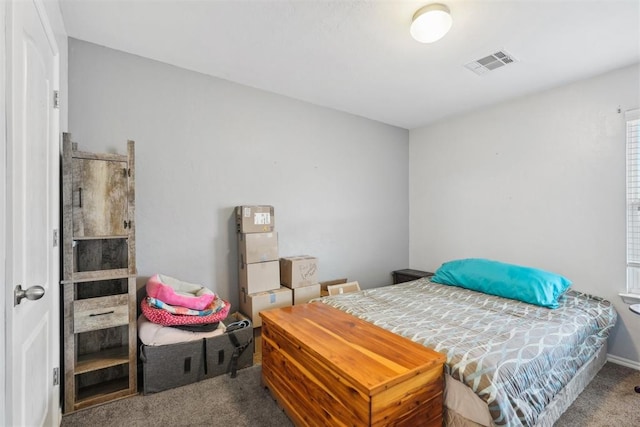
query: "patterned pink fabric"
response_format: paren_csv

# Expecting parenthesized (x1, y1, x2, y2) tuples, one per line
(141, 296, 230, 326)
(146, 274, 215, 311)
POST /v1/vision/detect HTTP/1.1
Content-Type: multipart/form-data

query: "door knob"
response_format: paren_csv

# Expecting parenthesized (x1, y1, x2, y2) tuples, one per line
(14, 284, 45, 306)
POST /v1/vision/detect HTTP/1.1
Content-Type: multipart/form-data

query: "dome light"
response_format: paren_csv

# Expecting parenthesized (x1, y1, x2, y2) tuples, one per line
(410, 4, 452, 44)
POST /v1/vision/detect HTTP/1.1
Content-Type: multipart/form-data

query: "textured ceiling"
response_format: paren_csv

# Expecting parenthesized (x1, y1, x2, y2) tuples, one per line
(59, 0, 640, 130)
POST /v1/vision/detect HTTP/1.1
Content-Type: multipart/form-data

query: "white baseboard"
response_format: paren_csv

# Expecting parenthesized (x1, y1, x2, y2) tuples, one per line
(607, 353, 640, 370)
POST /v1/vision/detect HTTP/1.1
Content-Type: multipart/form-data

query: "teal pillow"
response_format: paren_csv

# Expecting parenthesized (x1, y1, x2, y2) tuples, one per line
(431, 258, 572, 309)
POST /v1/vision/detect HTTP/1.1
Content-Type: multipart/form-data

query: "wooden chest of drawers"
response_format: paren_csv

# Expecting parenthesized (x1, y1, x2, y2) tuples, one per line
(260, 303, 445, 426)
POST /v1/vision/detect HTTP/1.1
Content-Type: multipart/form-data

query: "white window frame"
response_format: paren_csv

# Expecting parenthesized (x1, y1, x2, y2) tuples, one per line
(625, 108, 640, 298)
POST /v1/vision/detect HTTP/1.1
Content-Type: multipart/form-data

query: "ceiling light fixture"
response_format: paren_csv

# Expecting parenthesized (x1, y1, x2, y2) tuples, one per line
(410, 3, 452, 43)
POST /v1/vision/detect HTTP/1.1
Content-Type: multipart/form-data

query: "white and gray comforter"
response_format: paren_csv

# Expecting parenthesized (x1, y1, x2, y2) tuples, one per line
(318, 278, 617, 427)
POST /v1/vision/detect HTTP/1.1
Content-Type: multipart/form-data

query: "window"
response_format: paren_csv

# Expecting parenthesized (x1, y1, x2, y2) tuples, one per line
(626, 109, 640, 294)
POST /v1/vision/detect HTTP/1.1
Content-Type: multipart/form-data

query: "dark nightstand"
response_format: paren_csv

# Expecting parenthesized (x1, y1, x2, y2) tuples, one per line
(392, 269, 434, 284)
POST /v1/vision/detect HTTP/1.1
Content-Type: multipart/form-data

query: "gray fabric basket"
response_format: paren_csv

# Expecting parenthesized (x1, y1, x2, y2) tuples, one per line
(140, 314, 253, 395)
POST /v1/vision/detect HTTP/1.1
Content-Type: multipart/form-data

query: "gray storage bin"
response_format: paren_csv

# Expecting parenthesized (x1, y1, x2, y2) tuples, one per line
(141, 340, 204, 394)
(203, 322, 253, 380)
(140, 313, 253, 394)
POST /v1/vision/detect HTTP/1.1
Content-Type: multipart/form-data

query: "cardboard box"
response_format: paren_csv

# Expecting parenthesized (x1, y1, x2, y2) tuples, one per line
(140, 312, 253, 395)
(327, 281, 361, 296)
(239, 260, 280, 294)
(239, 286, 292, 328)
(235, 205, 275, 233)
(320, 278, 348, 296)
(280, 256, 318, 288)
(238, 232, 278, 264)
(292, 283, 321, 305)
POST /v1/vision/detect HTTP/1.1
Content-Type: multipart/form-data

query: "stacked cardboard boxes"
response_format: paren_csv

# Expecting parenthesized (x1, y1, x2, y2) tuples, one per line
(280, 255, 321, 305)
(236, 206, 292, 362)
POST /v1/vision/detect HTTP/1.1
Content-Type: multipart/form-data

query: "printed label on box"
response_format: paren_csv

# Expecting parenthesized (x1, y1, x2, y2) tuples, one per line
(299, 262, 317, 280)
(280, 256, 319, 288)
(254, 213, 270, 225)
(243, 207, 251, 217)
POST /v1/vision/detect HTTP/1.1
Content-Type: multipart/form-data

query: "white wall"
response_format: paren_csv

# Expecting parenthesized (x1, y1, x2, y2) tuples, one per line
(409, 64, 640, 363)
(68, 39, 409, 311)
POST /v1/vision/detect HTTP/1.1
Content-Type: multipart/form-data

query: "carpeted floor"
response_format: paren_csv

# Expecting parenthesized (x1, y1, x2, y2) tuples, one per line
(555, 362, 640, 426)
(61, 361, 640, 427)
(61, 363, 292, 427)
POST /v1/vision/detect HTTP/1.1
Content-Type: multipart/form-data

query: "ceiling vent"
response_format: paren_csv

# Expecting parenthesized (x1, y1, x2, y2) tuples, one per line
(464, 50, 517, 75)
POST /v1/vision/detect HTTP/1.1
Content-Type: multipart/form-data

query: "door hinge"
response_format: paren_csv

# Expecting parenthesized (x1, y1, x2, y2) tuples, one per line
(52, 229, 59, 247)
(53, 367, 59, 386)
(53, 90, 60, 109)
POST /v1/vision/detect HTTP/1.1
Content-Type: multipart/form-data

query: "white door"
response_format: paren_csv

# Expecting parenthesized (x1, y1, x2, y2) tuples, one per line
(4, 0, 60, 426)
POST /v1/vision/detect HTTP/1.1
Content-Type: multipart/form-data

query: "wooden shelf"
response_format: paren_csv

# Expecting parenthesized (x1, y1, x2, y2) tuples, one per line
(62, 134, 137, 413)
(63, 268, 132, 284)
(75, 347, 130, 374)
(73, 235, 129, 241)
(75, 377, 134, 410)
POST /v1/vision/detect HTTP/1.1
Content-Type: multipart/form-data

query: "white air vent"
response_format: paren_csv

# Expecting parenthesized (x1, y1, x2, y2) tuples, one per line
(464, 50, 517, 75)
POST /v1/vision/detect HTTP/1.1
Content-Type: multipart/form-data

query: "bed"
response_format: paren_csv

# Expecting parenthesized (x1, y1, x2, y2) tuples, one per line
(316, 276, 617, 427)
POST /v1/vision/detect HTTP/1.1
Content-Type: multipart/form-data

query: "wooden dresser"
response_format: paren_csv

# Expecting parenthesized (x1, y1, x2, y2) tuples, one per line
(260, 303, 445, 426)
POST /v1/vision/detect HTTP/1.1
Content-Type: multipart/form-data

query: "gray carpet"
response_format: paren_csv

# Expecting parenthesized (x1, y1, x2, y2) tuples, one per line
(61, 362, 640, 427)
(61, 365, 293, 427)
(555, 362, 640, 426)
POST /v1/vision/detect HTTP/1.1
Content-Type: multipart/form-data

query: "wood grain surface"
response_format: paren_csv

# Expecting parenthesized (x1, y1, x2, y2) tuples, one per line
(260, 303, 445, 427)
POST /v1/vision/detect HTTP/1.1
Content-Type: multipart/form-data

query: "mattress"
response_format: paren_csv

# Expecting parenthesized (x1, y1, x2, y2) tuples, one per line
(318, 278, 617, 427)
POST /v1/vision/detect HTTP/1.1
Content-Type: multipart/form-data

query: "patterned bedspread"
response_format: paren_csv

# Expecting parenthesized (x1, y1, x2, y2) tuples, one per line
(318, 278, 617, 427)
